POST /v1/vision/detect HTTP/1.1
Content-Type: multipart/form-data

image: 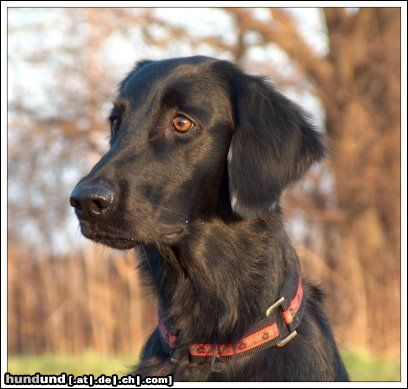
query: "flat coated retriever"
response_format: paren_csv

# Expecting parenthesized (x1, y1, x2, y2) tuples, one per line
(70, 56, 348, 381)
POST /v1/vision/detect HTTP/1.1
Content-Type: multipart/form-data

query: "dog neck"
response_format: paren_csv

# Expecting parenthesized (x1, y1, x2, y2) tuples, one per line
(139, 214, 301, 345)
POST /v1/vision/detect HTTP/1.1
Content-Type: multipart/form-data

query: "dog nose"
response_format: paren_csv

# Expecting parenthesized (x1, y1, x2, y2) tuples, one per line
(70, 182, 116, 220)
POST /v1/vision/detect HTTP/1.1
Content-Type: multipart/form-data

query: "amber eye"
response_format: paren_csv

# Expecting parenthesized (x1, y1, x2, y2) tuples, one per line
(172, 115, 194, 133)
(111, 117, 118, 133)
(110, 114, 120, 136)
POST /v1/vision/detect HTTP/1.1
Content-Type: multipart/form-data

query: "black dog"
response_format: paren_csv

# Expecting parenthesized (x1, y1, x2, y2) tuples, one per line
(70, 56, 348, 381)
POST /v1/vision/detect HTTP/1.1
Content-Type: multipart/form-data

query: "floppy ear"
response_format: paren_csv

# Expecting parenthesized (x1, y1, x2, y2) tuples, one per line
(227, 75, 326, 219)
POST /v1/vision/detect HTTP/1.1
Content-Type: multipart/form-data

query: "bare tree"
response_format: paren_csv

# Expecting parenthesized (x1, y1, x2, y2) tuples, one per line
(8, 8, 400, 355)
(225, 8, 400, 354)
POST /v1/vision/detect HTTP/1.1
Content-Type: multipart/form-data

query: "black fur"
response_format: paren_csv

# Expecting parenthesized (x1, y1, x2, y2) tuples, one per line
(71, 56, 348, 381)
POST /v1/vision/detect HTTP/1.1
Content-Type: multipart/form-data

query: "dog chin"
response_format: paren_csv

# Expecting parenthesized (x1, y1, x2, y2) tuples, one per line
(92, 235, 137, 250)
(79, 222, 137, 250)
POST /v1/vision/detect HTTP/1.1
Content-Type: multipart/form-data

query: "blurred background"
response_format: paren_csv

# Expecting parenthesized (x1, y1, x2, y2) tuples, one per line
(7, 7, 401, 381)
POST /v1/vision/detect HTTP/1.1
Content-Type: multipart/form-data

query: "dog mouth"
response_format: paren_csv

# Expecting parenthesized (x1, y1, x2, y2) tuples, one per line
(79, 221, 137, 250)
(160, 228, 186, 244)
(79, 220, 188, 249)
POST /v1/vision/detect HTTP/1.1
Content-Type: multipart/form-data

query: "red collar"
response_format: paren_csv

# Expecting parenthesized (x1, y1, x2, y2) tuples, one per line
(158, 275, 305, 364)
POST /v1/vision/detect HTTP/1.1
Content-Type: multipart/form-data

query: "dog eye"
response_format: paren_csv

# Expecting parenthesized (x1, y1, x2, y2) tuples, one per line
(172, 116, 194, 133)
(111, 116, 119, 134)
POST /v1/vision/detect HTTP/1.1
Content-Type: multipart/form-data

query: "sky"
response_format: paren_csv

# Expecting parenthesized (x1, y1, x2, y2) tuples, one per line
(8, 7, 329, 253)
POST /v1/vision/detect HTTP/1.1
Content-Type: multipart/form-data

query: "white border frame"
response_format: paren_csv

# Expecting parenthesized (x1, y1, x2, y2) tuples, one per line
(1, 2, 406, 388)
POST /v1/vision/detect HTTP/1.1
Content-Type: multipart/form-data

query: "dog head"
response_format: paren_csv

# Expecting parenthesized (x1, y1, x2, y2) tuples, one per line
(70, 56, 325, 248)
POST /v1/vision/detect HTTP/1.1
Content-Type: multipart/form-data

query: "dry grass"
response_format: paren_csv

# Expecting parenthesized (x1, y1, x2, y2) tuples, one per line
(7, 350, 400, 381)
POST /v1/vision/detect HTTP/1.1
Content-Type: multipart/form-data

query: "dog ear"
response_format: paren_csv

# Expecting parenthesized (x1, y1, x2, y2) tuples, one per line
(227, 74, 326, 219)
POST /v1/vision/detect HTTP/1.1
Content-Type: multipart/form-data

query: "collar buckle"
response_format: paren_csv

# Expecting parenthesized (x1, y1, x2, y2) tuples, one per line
(276, 330, 298, 347)
(265, 296, 285, 317)
(265, 295, 298, 347)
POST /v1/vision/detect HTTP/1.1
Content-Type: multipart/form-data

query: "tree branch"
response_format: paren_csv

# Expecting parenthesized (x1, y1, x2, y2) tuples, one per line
(227, 8, 333, 91)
